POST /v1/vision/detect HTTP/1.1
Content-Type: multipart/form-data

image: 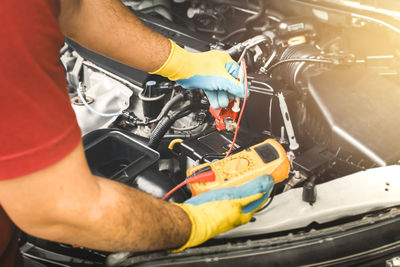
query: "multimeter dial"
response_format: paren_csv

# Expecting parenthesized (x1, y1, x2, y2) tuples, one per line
(223, 157, 249, 174)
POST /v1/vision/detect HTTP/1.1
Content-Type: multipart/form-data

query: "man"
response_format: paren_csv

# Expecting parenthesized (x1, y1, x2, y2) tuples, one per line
(0, 1, 273, 265)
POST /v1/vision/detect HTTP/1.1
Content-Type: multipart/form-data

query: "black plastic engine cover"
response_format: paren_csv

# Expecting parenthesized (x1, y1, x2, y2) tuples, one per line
(305, 66, 400, 166)
(83, 129, 188, 202)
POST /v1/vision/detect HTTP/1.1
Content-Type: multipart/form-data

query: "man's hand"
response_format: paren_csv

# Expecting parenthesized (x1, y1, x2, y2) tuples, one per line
(151, 40, 245, 110)
(173, 175, 274, 251)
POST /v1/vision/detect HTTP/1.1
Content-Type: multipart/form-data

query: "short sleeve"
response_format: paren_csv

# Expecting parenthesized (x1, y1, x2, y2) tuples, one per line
(0, 0, 82, 179)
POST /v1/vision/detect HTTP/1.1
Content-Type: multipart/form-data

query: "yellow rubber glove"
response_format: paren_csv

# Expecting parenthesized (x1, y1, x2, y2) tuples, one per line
(150, 39, 245, 109)
(173, 175, 274, 252)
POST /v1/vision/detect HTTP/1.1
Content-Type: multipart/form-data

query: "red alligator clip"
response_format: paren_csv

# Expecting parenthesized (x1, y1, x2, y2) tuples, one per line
(209, 100, 239, 131)
(210, 60, 245, 131)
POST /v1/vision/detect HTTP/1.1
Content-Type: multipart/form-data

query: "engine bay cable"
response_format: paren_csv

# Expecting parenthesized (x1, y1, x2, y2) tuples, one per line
(148, 105, 193, 149)
(256, 186, 276, 213)
(220, 28, 247, 42)
(162, 167, 216, 201)
(77, 83, 122, 117)
(147, 93, 184, 124)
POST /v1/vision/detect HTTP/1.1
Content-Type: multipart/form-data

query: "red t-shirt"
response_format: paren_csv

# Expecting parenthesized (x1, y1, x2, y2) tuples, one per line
(0, 0, 81, 265)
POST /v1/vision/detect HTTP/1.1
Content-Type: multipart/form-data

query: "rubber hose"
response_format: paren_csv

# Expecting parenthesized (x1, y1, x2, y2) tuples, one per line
(245, 0, 265, 34)
(148, 93, 184, 124)
(221, 28, 247, 42)
(148, 106, 193, 149)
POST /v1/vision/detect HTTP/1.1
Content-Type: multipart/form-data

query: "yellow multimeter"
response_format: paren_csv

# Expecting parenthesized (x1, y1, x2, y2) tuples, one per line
(187, 138, 290, 196)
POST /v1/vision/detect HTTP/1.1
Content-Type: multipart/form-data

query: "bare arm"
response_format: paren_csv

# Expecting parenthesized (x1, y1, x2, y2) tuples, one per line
(0, 143, 191, 252)
(58, 0, 245, 110)
(58, 0, 170, 72)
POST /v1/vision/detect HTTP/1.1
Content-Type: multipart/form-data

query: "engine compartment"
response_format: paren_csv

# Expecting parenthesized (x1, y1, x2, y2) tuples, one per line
(25, 0, 400, 265)
(63, 0, 400, 182)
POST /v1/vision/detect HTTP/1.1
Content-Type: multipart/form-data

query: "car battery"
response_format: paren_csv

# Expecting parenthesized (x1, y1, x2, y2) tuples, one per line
(179, 129, 267, 169)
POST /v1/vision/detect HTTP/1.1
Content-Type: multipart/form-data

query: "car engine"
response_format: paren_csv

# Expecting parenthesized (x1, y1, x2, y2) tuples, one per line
(23, 0, 400, 265)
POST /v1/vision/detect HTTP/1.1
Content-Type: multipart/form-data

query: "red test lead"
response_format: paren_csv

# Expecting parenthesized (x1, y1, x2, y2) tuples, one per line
(162, 169, 216, 201)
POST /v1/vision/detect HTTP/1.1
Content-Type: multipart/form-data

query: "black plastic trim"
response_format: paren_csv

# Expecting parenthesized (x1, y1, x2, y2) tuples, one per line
(119, 208, 400, 266)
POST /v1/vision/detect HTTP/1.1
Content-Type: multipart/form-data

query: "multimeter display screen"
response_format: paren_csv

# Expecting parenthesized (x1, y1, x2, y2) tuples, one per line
(254, 143, 279, 163)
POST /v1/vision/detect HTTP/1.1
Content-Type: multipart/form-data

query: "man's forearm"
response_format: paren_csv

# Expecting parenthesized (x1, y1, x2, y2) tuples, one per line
(46, 176, 191, 252)
(59, 0, 170, 72)
(0, 143, 191, 252)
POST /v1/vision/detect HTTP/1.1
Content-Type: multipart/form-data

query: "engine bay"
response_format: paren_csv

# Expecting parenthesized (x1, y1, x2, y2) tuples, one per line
(27, 0, 400, 265)
(61, 0, 400, 225)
